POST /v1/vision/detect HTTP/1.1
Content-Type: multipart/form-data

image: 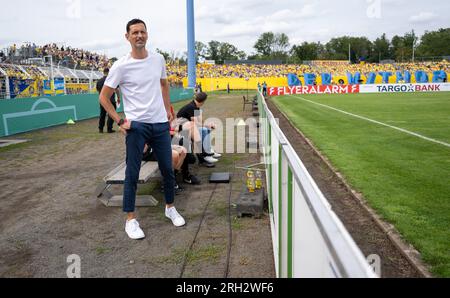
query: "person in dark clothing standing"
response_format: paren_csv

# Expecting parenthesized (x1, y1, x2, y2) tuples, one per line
(262, 81, 267, 97)
(96, 68, 120, 133)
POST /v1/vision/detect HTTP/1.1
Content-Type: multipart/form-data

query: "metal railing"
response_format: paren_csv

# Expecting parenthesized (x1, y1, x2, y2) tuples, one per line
(258, 91, 377, 278)
(0, 62, 102, 99)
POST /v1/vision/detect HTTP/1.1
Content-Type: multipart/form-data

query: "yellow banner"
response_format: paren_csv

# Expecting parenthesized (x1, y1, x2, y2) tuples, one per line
(66, 83, 95, 94)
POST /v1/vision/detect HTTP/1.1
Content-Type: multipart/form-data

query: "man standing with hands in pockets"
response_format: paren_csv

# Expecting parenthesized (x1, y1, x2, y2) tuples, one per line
(99, 19, 185, 240)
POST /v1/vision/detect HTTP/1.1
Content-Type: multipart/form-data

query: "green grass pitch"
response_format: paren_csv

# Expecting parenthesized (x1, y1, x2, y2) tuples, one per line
(272, 92, 450, 277)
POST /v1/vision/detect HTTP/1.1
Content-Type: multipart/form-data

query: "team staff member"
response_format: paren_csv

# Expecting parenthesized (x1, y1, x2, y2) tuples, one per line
(96, 68, 120, 133)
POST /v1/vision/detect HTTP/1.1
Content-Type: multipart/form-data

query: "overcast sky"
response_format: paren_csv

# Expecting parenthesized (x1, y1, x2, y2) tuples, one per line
(0, 0, 448, 58)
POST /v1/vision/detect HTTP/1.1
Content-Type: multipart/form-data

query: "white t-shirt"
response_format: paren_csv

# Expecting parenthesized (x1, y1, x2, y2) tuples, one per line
(105, 52, 168, 124)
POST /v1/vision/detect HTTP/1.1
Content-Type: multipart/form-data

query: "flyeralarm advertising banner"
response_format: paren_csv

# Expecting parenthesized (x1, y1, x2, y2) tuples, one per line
(359, 83, 450, 93)
(268, 85, 360, 96)
(267, 83, 450, 96)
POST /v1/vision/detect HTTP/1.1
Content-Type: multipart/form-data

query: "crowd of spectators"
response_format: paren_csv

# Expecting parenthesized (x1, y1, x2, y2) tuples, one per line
(166, 63, 315, 85)
(311, 60, 449, 77)
(0, 62, 101, 99)
(0, 64, 47, 81)
(0, 64, 27, 79)
(166, 60, 449, 85)
(3, 43, 111, 71)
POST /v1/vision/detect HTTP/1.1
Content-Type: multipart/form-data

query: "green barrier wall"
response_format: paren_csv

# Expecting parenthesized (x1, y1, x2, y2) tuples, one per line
(171, 87, 194, 103)
(0, 88, 194, 137)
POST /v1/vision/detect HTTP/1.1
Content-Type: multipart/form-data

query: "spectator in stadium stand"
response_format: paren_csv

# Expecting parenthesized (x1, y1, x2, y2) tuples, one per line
(99, 18, 185, 240)
(96, 68, 120, 133)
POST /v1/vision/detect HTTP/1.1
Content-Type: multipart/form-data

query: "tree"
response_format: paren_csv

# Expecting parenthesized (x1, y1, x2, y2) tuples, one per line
(254, 32, 276, 58)
(218, 42, 246, 63)
(253, 32, 290, 60)
(156, 48, 170, 62)
(273, 33, 290, 59)
(390, 30, 417, 62)
(290, 42, 325, 63)
(403, 30, 418, 50)
(191, 40, 247, 64)
(206, 40, 221, 62)
(417, 28, 450, 57)
(195, 41, 208, 62)
(372, 33, 391, 62)
(391, 35, 405, 62)
(325, 36, 373, 62)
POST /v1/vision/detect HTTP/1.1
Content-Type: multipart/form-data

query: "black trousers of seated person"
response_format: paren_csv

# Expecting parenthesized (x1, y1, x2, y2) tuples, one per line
(181, 153, 196, 177)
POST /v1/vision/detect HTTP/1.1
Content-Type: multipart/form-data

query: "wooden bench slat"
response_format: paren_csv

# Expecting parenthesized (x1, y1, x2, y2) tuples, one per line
(104, 161, 159, 184)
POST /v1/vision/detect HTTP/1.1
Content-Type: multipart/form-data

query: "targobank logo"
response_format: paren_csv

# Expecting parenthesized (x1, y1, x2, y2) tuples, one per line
(376, 84, 442, 93)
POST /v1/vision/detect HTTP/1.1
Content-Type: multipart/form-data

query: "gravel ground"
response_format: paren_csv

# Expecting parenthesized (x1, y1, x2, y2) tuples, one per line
(0, 92, 275, 278)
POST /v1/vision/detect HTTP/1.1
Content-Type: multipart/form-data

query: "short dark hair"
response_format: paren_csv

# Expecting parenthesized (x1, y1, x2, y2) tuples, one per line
(126, 19, 147, 33)
(195, 92, 208, 103)
(103, 68, 109, 75)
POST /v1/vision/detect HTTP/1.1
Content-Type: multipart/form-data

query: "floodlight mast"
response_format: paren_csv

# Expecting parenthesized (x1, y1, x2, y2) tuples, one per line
(187, 0, 196, 88)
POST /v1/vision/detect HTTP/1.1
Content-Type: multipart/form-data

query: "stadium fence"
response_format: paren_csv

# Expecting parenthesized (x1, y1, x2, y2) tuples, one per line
(258, 91, 377, 278)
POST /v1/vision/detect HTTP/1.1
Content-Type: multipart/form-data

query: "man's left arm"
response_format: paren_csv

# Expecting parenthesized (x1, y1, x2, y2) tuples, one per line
(160, 79, 173, 122)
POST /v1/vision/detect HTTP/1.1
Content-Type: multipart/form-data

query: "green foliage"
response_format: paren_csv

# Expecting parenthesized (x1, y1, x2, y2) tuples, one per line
(417, 28, 450, 57)
(371, 33, 391, 62)
(195, 41, 208, 62)
(325, 36, 373, 62)
(290, 42, 325, 63)
(183, 28, 449, 65)
(194, 40, 247, 64)
(253, 32, 290, 60)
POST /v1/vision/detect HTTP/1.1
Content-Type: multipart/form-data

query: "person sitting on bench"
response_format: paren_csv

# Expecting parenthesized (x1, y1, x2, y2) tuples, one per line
(172, 92, 221, 167)
(167, 104, 201, 184)
(142, 143, 187, 193)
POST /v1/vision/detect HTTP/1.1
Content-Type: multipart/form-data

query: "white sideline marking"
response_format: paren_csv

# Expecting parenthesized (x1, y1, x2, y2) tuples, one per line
(290, 95, 450, 149)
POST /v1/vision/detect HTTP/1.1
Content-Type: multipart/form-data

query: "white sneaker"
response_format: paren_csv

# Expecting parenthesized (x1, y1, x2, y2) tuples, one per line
(125, 219, 145, 240)
(165, 207, 186, 227)
(204, 156, 219, 163)
(211, 148, 222, 158)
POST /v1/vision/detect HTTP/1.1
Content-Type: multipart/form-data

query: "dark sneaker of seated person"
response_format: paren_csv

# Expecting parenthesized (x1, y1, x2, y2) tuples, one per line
(181, 153, 201, 185)
(183, 172, 201, 185)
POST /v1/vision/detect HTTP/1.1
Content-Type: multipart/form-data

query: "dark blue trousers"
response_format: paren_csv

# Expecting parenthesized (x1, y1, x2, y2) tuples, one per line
(123, 121, 174, 213)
